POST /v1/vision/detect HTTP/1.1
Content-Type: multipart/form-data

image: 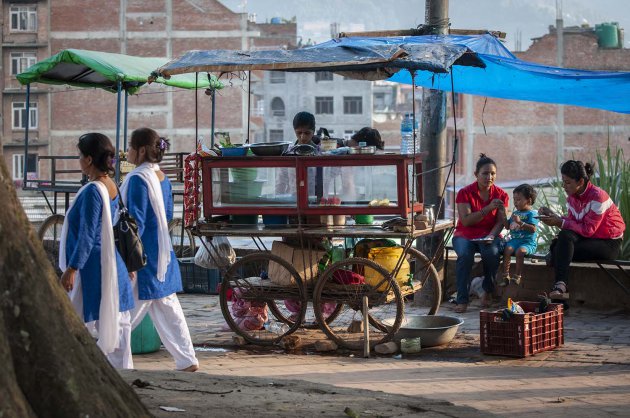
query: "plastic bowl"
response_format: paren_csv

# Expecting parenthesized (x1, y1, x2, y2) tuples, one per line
(248, 141, 291, 156)
(221, 146, 248, 157)
(384, 315, 464, 347)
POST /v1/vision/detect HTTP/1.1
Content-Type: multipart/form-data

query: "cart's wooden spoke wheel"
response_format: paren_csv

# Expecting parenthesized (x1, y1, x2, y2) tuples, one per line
(219, 252, 307, 345)
(313, 257, 403, 350)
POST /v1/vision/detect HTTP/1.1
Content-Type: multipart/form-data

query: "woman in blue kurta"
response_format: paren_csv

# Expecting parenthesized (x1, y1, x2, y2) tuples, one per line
(59, 132, 134, 369)
(122, 127, 198, 371)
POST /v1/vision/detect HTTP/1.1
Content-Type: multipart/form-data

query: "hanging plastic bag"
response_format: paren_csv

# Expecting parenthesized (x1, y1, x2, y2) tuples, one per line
(194, 236, 236, 269)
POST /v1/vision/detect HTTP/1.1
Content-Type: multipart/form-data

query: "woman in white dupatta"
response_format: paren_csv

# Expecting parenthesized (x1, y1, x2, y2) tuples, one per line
(122, 127, 198, 372)
(59, 133, 135, 369)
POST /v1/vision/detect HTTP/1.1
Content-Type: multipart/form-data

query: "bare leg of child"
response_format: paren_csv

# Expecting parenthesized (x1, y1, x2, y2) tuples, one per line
(513, 247, 527, 285)
(500, 246, 514, 286)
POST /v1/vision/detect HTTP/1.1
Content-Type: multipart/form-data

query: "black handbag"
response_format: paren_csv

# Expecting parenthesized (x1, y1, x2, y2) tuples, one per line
(113, 187, 147, 272)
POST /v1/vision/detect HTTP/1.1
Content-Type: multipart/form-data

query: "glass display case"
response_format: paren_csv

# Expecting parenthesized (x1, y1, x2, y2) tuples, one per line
(200, 154, 424, 217)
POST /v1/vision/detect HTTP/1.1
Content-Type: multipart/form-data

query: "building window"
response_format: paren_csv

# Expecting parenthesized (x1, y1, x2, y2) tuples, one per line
(343, 96, 363, 115)
(12, 102, 38, 130)
(269, 129, 284, 142)
(12, 153, 38, 180)
(343, 130, 356, 141)
(11, 52, 37, 75)
(373, 92, 386, 111)
(315, 96, 334, 115)
(270, 97, 285, 117)
(10, 6, 38, 32)
(269, 72, 286, 84)
(315, 72, 333, 82)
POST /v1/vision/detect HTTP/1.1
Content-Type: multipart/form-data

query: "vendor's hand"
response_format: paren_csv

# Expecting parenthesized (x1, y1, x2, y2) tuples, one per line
(538, 207, 554, 216)
(60, 268, 76, 292)
(484, 234, 495, 242)
(540, 214, 563, 228)
(129, 271, 136, 281)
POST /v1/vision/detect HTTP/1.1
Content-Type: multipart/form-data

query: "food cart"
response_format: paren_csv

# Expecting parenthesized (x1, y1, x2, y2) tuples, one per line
(152, 37, 483, 349)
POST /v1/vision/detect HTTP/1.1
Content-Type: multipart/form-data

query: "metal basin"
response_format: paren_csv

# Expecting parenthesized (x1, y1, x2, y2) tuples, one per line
(386, 315, 464, 347)
(248, 141, 291, 156)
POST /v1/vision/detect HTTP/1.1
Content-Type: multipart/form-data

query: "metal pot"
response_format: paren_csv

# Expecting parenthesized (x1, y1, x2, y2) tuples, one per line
(348, 146, 376, 154)
(248, 141, 291, 156)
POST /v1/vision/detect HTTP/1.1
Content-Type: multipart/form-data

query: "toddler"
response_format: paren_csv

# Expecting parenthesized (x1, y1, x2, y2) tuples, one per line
(500, 184, 539, 286)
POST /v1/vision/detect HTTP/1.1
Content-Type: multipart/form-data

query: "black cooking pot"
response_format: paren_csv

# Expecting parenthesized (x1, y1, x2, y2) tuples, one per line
(248, 141, 292, 156)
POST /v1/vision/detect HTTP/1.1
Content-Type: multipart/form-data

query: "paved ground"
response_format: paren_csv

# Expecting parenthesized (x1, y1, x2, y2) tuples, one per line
(133, 294, 630, 418)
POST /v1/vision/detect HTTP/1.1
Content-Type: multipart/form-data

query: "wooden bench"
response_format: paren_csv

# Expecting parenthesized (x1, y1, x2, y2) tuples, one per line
(444, 246, 630, 296)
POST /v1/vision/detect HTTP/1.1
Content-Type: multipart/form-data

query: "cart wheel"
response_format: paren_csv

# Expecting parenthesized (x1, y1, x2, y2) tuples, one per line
(405, 247, 442, 315)
(219, 252, 307, 345)
(313, 258, 404, 350)
(38, 214, 65, 277)
(168, 218, 196, 258)
(269, 300, 343, 330)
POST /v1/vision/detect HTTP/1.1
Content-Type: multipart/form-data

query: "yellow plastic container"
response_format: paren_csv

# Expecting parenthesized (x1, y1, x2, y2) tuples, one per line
(364, 247, 410, 291)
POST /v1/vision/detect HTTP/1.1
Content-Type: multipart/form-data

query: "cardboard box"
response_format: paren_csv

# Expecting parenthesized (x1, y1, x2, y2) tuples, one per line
(268, 241, 326, 286)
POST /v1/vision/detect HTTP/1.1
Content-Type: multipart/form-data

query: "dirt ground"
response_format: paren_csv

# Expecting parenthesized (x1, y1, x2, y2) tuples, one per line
(120, 369, 486, 418)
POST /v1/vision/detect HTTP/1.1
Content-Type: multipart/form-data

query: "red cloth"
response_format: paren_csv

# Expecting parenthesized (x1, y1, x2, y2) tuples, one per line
(562, 182, 625, 239)
(333, 269, 365, 285)
(454, 182, 509, 239)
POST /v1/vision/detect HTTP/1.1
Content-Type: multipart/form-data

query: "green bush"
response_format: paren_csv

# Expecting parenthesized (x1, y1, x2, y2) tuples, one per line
(537, 147, 629, 260)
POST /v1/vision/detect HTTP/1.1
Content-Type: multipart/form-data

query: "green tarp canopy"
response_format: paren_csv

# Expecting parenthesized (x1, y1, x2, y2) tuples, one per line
(17, 49, 222, 94)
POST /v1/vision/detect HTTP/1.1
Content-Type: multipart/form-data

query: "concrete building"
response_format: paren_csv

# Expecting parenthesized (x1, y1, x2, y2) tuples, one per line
(261, 70, 372, 143)
(1, 0, 296, 186)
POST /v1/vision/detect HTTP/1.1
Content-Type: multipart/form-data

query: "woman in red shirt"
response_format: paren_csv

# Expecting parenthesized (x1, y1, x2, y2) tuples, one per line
(538, 160, 625, 300)
(453, 154, 509, 313)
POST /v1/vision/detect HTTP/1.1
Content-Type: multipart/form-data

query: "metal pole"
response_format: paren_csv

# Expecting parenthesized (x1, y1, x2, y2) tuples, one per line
(420, 0, 449, 211)
(246, 71, 252, 143)
(211, 88, 216, 148)
(195, 73, 199, 152)
(556, 0, 565, 173)
(363, 295, 370, 358)
(23, 84, 31, 188)
(114, 81, 122, 183)
(123, 90, 129, 151)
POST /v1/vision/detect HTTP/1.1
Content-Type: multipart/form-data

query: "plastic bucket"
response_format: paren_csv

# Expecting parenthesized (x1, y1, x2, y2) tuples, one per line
(364, 246, 410, 291)
(230, 167, 257, 181)
(131, 315, 162, 354)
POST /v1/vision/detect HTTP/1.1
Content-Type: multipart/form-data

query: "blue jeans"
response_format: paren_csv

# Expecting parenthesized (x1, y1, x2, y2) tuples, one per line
(453, 236, 502, 305)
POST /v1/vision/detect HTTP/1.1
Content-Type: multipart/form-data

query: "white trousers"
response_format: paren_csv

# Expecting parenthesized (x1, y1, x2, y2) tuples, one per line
(97, 311, 133, 369)
(130, 283, 198, 370)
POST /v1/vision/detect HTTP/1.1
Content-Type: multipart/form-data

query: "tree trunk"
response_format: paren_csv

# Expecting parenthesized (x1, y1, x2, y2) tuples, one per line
(0, 159, 150, 417)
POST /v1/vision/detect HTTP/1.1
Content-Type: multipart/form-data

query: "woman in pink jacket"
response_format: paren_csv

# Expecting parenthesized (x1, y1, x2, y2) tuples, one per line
(539, 160, 625, 299)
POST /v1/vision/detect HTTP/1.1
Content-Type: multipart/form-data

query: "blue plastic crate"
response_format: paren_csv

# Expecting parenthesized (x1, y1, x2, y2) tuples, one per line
(178, 257, 221, 294)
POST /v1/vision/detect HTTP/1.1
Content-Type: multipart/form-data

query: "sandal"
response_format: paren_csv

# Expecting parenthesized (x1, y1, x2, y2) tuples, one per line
(453, 304, 468, 313)
(497, 273, 510, 287)
(549, 281, 569, 300)
(510, 275, 522, 286)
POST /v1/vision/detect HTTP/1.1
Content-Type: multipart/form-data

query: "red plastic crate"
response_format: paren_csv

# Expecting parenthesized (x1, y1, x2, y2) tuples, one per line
(480, 301, 564, 357)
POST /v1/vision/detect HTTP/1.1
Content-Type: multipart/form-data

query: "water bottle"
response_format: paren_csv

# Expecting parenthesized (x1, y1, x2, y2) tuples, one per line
(264, 320, 289, 335)
(400, 113, 420, 154)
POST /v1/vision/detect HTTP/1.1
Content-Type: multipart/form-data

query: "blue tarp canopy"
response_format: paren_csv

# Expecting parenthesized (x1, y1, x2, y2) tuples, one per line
(379, 34, 630, 114)
(156, 34, 630, 114)
(154, 40, 484, 76)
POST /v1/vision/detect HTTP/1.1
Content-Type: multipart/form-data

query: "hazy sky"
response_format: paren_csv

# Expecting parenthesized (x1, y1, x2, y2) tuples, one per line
(219, 0, 630, 51)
